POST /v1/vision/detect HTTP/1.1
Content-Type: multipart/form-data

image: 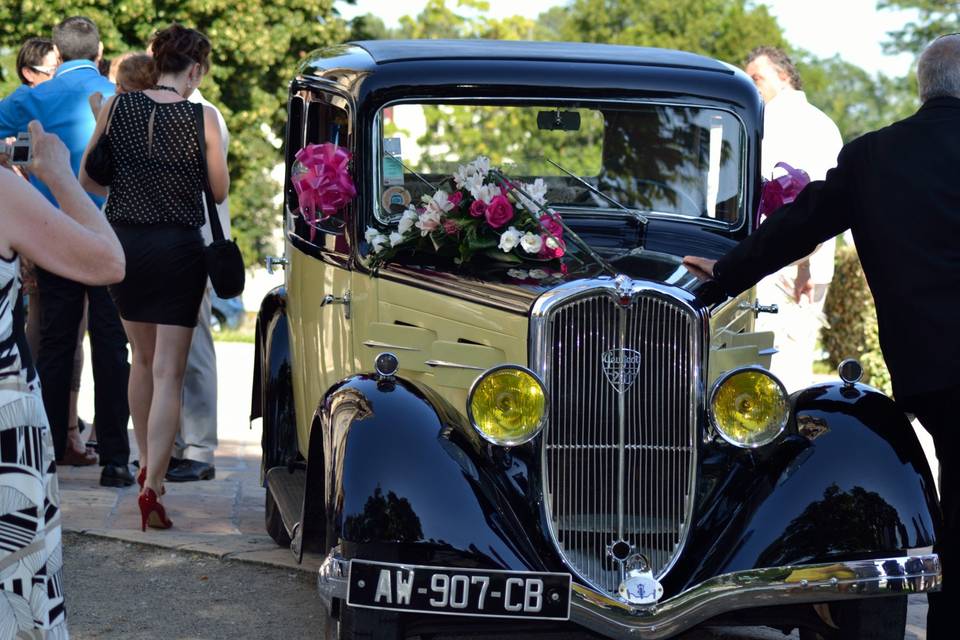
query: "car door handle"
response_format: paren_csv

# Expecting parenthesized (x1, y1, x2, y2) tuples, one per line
(265, 255, 288, 274)
(321, 292, 351, 319)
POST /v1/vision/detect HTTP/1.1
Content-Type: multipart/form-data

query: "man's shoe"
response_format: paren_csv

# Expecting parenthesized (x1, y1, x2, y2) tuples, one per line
(165, 459, 215, 482)
(100, 463, 135, 487)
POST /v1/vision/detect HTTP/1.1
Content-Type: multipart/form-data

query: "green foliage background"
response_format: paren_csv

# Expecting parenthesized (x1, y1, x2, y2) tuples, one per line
(0, 0, 348, 266)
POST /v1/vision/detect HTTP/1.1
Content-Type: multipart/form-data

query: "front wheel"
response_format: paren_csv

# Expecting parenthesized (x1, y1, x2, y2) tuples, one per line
(799, 596, 907, 639)
(338, 603, 404, 640)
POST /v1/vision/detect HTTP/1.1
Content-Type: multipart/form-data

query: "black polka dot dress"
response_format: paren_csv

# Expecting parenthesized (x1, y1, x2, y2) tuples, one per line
(104, 92, 208, 328)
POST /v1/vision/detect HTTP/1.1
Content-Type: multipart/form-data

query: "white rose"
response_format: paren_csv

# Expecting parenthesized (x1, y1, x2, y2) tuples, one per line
(397, 208, 418, 234)
(365, 226, 381, 245)
(371, 234, 388, 252)
(520, 232, 543, 254)
(416, 210, 442, 236)
(389, 231, 405, 247)
(498, 226, 522, 252)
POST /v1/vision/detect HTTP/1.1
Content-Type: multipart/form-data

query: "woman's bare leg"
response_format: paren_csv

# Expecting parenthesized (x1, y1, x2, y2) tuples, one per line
(67, 297, 89, 449)
(144, 324, 194, 496)
(122, 319, 156, 468)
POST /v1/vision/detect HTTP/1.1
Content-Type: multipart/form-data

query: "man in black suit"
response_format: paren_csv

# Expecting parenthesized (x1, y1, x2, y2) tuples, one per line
(683, 34, 960, 637)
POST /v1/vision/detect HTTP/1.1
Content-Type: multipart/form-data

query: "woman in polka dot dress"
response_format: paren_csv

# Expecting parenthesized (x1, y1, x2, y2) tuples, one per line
(79, 24, 228, 531)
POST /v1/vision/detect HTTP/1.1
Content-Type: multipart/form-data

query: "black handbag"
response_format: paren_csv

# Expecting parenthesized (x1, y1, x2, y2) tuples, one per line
(84, 94, 121, 186)
(193, 103, 245, 299)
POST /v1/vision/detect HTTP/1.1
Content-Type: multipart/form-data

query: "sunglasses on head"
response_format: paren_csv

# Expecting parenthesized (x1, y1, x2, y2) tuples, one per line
(30, 65, 55, 76)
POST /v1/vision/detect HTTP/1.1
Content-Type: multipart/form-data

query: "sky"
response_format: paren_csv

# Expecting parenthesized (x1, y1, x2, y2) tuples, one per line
(335, 0, 918, 77)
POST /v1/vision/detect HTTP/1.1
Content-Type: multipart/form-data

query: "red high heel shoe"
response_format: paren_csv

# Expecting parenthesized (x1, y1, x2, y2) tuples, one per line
(138, 488, 173, 531)
(137, 467, 165, 495)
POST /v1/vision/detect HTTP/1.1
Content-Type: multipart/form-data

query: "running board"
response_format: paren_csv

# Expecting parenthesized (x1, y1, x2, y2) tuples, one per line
(265, 466, 306, 561)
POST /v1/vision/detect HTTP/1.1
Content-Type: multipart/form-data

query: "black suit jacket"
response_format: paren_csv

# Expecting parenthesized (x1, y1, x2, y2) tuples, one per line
(714, 97, 960, 401)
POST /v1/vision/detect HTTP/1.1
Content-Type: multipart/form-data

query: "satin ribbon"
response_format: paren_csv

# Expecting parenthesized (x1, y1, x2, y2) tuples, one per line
(758, 162, 810, 222)
(292, 143, 357, 237)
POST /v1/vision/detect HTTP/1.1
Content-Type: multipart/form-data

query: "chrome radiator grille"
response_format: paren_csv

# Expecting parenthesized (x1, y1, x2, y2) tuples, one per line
(537, 287, 699, 595)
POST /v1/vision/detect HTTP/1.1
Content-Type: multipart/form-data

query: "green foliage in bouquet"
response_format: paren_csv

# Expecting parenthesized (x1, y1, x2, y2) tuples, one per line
(821, 244, 892, 395)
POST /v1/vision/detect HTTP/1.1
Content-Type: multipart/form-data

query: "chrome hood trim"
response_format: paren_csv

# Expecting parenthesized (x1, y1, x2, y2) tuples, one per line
(316, 550, 941, 640)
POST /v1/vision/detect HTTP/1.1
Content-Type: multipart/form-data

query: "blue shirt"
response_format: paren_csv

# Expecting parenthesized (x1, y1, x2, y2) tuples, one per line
(0, 60, 115, 207)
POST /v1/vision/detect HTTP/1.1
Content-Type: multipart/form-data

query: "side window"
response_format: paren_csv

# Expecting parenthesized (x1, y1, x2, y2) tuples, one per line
(285, 89, 353, 243)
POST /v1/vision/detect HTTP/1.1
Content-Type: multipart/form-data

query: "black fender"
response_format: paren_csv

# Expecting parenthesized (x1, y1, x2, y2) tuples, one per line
(300, 373, 547, 571)
(253, 286, 299, 482)
(669, 381, 940, 595)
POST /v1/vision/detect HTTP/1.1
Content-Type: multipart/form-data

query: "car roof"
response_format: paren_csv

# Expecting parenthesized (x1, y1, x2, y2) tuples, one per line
(352, 39, 732, 74)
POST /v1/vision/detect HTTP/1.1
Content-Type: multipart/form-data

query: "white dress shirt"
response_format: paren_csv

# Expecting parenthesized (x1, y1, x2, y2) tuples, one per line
(760, 89, 843, 283)
(188, 89, 231, 243)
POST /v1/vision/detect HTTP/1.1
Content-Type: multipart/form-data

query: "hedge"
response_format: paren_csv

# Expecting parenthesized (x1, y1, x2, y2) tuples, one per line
(820, 244, 892, 395)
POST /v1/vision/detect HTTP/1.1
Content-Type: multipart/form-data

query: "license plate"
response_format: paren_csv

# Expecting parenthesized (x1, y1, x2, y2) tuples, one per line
(347, 560, 571, 620)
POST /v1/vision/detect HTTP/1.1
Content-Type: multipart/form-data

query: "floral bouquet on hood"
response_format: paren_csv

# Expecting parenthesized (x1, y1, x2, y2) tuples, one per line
(366, 156, 566, 268)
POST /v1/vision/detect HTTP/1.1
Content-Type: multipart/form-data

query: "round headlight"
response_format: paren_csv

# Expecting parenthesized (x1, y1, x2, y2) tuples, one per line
(709, 367, 789, 448)
(468, 365, 547, 446)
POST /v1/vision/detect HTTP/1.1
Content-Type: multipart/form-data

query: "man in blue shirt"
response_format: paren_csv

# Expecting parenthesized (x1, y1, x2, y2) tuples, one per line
(0, 16, 132, 487)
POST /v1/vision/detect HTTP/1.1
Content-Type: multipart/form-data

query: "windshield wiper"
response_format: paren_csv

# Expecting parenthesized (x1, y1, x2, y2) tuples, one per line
(544, 157, 649, 227)
(490, 169, 619, 279)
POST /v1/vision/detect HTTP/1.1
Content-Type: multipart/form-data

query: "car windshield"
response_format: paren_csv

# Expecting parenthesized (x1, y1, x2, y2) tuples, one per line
(375, 102, 744, 225)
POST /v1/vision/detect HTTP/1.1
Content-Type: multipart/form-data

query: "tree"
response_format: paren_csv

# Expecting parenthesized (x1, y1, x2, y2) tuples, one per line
(879, 0, 958, 56)
(559, 0, 787, 64)
(0, 1, 349, 266)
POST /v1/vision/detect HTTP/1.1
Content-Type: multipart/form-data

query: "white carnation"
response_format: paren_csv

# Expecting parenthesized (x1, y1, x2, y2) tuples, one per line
(498, 226, 522, 252)
(520, 232, 544, 254)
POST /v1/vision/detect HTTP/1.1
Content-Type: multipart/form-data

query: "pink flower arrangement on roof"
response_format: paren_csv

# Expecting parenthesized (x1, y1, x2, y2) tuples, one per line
(366, 156, 566, 267)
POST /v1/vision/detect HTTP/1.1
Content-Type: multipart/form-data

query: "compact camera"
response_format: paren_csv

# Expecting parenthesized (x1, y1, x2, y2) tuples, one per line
(0, 132, 31, 166)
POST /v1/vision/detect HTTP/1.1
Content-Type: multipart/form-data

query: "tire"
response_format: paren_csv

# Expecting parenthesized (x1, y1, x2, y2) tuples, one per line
(265, 489, 292, 547)
(338, 603, 404, 640)
(799, 596, 907, 639)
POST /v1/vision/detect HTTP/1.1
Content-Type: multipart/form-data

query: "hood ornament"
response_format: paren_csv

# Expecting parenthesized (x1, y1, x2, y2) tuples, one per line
(601, 348, 642, 394)
(618, 554, 663, 606)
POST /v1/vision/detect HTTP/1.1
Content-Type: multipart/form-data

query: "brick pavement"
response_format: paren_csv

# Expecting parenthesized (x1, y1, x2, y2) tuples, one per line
(60, 340, 321, 574)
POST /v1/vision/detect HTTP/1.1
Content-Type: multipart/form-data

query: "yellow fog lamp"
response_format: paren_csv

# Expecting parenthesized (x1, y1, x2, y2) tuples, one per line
(467, 365, 547, 446)
(709, 366, 789, 448)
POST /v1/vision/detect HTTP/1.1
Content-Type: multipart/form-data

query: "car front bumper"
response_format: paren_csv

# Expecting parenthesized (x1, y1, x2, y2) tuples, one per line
(316, 550, 940, 639)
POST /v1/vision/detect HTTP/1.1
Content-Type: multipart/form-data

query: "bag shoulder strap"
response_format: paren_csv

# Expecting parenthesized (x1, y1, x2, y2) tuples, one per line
(192, 102, 226, 243)
(103, 93, 121, 135)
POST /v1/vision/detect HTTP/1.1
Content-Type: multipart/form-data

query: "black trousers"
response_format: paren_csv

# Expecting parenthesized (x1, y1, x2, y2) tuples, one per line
(904, 384, 959, 640)
(36, 268, 130, 466)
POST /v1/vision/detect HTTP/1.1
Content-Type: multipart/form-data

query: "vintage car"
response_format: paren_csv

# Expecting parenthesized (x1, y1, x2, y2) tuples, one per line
(251, 40, 941, 639)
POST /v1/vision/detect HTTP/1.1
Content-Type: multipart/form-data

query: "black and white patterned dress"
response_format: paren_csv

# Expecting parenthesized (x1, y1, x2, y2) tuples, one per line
(0, 252, 68, 639)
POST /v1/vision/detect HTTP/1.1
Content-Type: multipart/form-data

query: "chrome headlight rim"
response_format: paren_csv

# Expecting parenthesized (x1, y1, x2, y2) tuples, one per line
(708, 365, 790, 449)
(467, 364, 549, 447)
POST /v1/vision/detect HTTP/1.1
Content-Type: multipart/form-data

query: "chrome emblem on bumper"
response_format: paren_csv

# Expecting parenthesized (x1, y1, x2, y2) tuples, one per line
(601, 348, 642, 393)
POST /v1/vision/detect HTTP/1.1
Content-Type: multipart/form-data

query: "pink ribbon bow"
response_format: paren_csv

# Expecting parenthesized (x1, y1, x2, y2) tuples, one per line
(758, 162, 811, 223)
(291, 143, 357, 237)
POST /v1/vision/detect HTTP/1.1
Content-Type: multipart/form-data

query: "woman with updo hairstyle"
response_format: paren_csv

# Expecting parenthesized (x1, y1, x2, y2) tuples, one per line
(79, 23, 229, 532)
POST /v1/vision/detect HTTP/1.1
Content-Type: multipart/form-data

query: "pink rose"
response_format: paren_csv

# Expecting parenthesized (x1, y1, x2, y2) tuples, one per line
(449, 191, 464, 208)
(443, 219, 460, 236)
(539, 235, 566, 259)
(485, 194, 514, 229)
(469, 199, 487, 218)
(538, 213, 564, 239)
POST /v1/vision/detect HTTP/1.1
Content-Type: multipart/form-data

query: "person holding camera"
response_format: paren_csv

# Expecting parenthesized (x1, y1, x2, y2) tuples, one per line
(0, 16, 134, 487)
(0, 119, 126, 638)
(79, 24, 228, 530)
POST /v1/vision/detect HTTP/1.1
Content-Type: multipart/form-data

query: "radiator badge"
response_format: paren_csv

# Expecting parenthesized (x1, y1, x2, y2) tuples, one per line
(619, 568, 663, 606)
(601, 348, 642, 393)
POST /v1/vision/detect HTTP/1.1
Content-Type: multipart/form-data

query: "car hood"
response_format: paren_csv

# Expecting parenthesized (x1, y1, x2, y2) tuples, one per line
(382, 249, 726, 314)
